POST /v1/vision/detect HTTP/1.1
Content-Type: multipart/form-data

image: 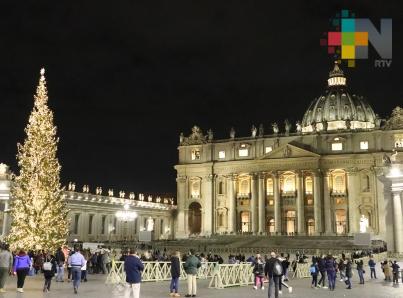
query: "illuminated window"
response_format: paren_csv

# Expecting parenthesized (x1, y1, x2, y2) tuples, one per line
(240, 211, 250, 232)
(305, 176, 313, 194)
(266, 178, 274, 195)
(239, 148, 248, 157)
(265, 146, 273, 153)
(332, 142, 343, 151)
(332, 171, 346, 193)
(360, 141, 369, 150)
(218, 150, 226, 159)
(191, 180, 200, 198)
(191, 149, 201, 160)
(281, 173, 295, 192)
(239, 179, 249, 194)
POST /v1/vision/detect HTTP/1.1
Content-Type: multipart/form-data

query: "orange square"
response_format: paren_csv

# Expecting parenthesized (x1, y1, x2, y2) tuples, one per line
(355, 32, 368, 46)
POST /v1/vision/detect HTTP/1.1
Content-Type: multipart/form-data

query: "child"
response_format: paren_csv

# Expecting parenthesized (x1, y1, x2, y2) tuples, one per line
(310, 260, 319, 288)
(43, 253, 57, 292)
(253, 256, 265, 290)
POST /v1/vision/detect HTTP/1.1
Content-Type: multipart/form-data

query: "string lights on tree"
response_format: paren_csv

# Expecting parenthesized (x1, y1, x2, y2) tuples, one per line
(8, 68, 69, 251)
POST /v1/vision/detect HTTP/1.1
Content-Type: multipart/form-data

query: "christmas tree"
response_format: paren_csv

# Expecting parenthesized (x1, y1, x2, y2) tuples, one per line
(8, 68, 69, 251)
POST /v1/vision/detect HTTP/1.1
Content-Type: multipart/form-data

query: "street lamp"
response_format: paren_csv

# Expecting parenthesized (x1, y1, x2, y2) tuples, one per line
(115, 203, 137, 244)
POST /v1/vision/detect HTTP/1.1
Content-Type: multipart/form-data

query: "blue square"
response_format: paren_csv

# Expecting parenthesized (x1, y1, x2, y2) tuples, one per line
(342, 19, 355, 32)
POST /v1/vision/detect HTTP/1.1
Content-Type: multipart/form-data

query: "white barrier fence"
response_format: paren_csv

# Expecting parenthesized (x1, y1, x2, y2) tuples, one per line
(208, 263, 254, 289)
(106, 261, 217, 285)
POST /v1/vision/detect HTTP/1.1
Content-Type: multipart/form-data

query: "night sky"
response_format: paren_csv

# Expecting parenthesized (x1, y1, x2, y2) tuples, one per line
(0, 1, 402, 195)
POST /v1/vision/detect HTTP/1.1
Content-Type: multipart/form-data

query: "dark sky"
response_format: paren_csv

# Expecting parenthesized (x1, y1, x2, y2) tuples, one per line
(0, 1, 402, 195)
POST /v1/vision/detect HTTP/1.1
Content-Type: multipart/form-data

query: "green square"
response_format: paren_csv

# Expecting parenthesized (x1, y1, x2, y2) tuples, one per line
(342, 32, 355, 45)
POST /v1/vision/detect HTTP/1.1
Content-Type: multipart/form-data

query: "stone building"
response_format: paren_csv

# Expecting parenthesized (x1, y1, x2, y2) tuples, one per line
(0, 164, 175, 242)
(174, 62, 403, 253)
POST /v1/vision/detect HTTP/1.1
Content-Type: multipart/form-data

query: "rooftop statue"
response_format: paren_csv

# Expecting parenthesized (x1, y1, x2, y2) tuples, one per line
(251, 125, 257, 137)
(272, 123, 279, 134)
(230, 127, 235, 139)
(284, 119, 291, 135)
(258, 124, 264, 137)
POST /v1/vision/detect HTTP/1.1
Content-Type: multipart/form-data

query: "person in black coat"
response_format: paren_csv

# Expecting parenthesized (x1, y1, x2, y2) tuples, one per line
(43, 253, 57, 292)
(170, 251, 181, 296)
(264, 252, 281, 298)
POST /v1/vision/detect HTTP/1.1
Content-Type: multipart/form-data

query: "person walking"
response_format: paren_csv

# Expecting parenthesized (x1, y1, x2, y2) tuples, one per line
(383, 260, 392, 282)
(355, 259, 365, 284)
(253, 254, 265, 290)
(170, 251, 181, 297)
(310, 259, 319, 288)
(344, 258, 352, 289)
(68, 246, 86, 294)
(391, 261, 400, 284)
(13, 249, 31, 293)
(368, 257, 377, 279)
(338, 258, 346, 282)
(317, 256, 327, 289)
(184, 249, 201, 297)
(55, 247, 65, 282)
(0, 243, 13, 292)
(124, 248, 144, 298)
(325, 255, 336, 291)
(264, 252, 281, 298)
(42, 252, 57, 292)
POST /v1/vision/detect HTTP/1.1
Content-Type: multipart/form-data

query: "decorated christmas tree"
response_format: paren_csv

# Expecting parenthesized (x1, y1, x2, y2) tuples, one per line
(8, 68, 69, 251)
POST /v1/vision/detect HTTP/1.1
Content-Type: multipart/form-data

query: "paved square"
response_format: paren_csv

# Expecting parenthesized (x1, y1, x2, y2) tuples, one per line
(0, 266, 401, 298)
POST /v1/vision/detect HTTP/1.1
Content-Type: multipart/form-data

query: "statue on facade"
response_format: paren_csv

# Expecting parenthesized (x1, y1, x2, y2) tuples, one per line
(129, 192, 135, 199)
(148, 195, 153, 202)
(272, 123, 279, 134)
(179, 132, 184, 144)
(284, 119, 291, 135)
(296, 121, 302, 133)
(207, 129, 213, 141)
(146, 217, 154, 231)
(108, 189, 114, 197)
(68, 182, 72, 191)
(322, 120, 328, 132)
(375, 114, 382, 128)
(359, 214, 369, 233)
(230, 127, 236, 139)
(258, 124, 264, 137)
(139, 193, 144, 201)
(72, 183, 76, 191)
(251, 125, 257, 137)
(345, 119, 351, 130)
(382, 154, 391, 166)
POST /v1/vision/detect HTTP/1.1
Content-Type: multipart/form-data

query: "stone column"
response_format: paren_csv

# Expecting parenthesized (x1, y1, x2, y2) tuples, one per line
(392, 191, 403, 252)
(347, 168, 359, 234)
(227, 174, 237, 233)
(1, 201, 9, 237)
(202, 174, 215, 236)
(258, 173, 266, 234)
(251, 173, 258, 234)
(296, 171, 305, 234)
(273, 173, 281, 234)
(175, 176, 187, 238)
(313, 171, 322, 235)
(323, 171, 333, 234)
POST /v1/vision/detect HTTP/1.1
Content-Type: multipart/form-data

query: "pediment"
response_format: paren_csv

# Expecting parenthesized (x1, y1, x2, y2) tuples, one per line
(259, 142, 320, 159)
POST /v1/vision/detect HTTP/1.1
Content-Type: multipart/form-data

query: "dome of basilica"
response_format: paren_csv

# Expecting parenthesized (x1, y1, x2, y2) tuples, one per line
(301, 62, 379, 133)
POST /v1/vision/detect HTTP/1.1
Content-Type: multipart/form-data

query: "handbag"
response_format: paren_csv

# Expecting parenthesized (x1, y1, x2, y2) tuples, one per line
(28, 267, 35, 276)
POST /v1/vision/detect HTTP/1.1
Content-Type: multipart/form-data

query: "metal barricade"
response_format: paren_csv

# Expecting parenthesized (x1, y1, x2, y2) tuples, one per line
(208, 263, 254, 289)
(106, 261, 217, 285)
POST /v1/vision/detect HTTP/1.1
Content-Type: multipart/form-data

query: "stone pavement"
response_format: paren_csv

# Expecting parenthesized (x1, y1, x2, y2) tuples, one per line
(0, 266, 401, 298)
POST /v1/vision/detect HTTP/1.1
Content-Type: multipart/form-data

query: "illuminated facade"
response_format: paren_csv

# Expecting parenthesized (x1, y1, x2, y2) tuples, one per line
(175, 63, 403, 253)
(0, 166, 175, 242)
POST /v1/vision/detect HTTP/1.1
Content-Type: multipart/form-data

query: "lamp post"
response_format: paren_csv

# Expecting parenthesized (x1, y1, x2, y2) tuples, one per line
(115, 203, 137, 246)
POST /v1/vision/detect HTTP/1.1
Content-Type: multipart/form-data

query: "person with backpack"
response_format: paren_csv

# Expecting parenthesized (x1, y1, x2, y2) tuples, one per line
(310, 259, 319, 288)
(253, 254, 265, 290)
(264, 252, 282, 298)
(42, 252, 57, 292)
(368, 257, 376, 279)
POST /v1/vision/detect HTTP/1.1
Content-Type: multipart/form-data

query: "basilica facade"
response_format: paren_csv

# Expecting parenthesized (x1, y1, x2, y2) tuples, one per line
(175, 62, 403, 253)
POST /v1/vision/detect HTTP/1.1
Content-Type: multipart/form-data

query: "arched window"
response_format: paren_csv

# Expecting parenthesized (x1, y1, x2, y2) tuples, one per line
(305, 176, 313, 194)
(332, 171, 346, 193)
(191, 180, 200, 198)
(267, 218, 275, 233)
(239, 179, 250, 194)
(218, 181, 224, 195)
(266, 178, 274, 195)
(281, 172, 295, 193)
(240, 211, 250, 232)
(362, 174, 370, 192)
